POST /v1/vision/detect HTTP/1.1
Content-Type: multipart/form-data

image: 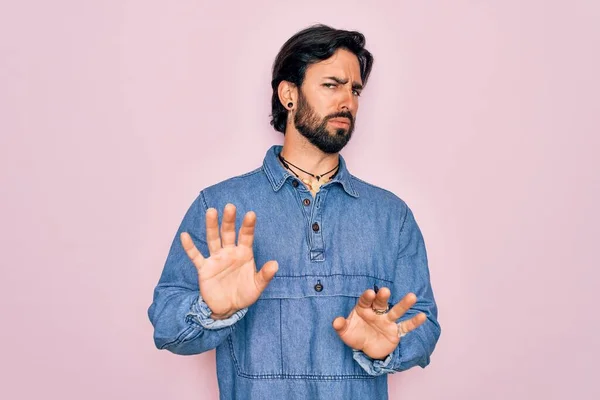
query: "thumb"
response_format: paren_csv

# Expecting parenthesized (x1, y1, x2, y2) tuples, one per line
(332, 316, 348, 334)
(255, 260, 278, 292)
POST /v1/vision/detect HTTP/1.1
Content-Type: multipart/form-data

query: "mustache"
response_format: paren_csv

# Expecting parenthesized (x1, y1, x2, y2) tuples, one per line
(325, 111, 354, 124)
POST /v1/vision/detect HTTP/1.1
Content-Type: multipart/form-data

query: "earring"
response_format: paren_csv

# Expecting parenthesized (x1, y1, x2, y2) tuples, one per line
(287, 102, 293, 109)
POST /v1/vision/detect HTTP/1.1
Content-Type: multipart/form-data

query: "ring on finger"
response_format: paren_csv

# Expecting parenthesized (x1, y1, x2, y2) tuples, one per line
(372, 305, 389, 315)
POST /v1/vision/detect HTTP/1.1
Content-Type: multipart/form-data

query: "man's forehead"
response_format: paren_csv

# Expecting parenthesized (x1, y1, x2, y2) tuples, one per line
(306, 50, 362, 82)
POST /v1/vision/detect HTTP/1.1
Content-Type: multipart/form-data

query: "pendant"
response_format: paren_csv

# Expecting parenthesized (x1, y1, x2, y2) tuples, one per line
(302, 178, 314, 191)
(302, 177, 329, 193)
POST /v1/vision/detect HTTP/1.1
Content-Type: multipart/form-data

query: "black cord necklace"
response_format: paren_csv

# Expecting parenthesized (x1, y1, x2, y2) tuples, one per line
(278, 153, 340, 192)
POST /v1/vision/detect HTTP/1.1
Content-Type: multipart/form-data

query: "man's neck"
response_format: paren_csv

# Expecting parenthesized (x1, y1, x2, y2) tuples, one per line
(279, 128, 339, 176)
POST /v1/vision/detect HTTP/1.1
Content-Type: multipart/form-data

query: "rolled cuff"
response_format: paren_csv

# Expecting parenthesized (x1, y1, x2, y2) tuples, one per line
(185, 296, 248, 330)
(352, 347, 397, 376)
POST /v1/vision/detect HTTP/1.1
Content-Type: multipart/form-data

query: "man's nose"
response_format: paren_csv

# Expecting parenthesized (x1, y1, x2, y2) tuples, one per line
(338, 90, 357, 114)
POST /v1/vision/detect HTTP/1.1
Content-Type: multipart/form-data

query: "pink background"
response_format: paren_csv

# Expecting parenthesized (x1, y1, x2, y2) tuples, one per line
(1, 1, 598, 399)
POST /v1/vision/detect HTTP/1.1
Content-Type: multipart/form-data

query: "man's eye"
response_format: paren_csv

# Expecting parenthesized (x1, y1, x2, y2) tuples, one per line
(323, 83, 336, 88)
(352, 90, 361, 97)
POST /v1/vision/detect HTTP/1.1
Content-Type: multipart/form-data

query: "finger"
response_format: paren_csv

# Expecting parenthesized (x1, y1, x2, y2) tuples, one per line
(180, 232, 206, 270)
(237, 211, 256, 248)
(356, 289, 377, 310)
(398, 312, 427, 335)
(387, 292, 418, 322)
(220, 203, 237, 247)
(371, 287, 391, 312)
(254, 260, 279, 293)
(205, 207, 221, 255)
(332, 316, 348, 334)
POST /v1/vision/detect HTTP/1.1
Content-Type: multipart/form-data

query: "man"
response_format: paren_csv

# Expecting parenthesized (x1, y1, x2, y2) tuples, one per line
(148, 24, 440, 399)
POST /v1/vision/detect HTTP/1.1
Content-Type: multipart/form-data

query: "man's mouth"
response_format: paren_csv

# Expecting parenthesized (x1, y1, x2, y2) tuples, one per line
(328, 118, 351, 127)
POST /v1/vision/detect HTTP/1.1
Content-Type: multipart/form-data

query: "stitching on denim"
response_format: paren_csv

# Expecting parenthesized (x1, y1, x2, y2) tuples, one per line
(232, 167, 263, 179)
(271, 273, 393, 283)
(234, 371, 376, 381)
(327, 166, 359, 197)
(397, 207, 410, 236)
(276, 174, 289, 190)
(227, 321, 376, 380)
(329, 180, 359, 198)
(262, 294, 368, 300)
(311, 190, 328, 259)
(350, 175, 400, 200)
(263, 158, 290, 191)
(396, 248, 418, 262)
(288, 183, 311, 243)
(340, 176, 360, 197)
(279, 299, 284, 373)
(160, 325, 195, 349)
(228, 334, 241, 372)
(262, 159, 276, 187)
(185, 312, 202, 329)
(395, 207, 411, 261)
(199, 190, 209, 212)
(182, 328, 203, 343)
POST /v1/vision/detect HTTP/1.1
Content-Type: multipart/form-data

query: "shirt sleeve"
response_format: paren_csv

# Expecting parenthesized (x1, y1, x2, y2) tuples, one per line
(147, 191, 247, 355)
(353, 205, 441, 376)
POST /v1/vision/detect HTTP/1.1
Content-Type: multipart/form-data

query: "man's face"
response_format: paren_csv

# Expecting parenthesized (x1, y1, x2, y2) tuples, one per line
(293, 48, 363, 154)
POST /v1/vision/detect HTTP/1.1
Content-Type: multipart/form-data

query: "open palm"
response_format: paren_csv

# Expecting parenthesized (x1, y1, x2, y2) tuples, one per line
(180, 203, 278, 319)
(333, 288, 427, 360)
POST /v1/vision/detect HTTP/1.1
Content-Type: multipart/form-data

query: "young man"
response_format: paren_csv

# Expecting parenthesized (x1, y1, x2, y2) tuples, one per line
(148, 24, 441, 399)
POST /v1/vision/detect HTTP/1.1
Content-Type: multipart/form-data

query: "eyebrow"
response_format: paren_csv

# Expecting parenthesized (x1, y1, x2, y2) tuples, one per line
(323, 76, 363, 91)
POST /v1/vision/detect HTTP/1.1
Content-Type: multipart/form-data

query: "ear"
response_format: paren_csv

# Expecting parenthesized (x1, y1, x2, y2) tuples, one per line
(277, 80, 298, 110)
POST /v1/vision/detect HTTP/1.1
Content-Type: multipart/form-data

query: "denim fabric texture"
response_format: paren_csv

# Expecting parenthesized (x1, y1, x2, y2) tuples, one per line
(148, 145, 441, 399)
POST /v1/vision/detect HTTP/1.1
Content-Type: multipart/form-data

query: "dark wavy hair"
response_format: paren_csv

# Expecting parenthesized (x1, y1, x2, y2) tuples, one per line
(269, 24, 374, 134)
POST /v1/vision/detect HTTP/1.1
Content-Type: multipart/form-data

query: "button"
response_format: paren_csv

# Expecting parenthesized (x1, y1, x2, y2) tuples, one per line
(314, 280, 323, 292)
(312, 222, 320, 232)
(303, 198, 311, 206)
(292, 180, 299, 188)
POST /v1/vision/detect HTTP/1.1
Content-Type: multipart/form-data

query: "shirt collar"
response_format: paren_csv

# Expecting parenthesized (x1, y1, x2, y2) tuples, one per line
(262, 145, 359, 198)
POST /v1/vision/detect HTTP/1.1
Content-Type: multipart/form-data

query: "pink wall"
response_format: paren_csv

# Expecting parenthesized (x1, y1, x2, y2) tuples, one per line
(1, 1, 598, 399)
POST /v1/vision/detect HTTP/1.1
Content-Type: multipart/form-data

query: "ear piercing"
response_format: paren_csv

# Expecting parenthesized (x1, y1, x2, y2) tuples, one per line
(287, 102, 293, 109)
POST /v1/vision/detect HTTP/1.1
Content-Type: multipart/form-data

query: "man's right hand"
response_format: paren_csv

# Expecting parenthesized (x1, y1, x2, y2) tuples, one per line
(180, 203, 278, 320)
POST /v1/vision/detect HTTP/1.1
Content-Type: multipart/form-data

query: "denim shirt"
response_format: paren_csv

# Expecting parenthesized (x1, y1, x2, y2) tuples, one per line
(148, 145, 441, 400)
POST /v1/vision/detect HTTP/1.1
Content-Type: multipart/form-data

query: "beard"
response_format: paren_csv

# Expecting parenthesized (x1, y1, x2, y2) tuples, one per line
(293, 90, 355, 154)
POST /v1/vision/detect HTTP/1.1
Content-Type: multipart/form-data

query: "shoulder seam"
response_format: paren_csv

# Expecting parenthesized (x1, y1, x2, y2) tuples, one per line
(350, 175, 404, 201)
(232, 166, 263, 179)
(199, 191, 209, 211)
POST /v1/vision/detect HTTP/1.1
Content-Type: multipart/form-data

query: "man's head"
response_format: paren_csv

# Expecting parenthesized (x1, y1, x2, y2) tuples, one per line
(270, 24, 374, 153)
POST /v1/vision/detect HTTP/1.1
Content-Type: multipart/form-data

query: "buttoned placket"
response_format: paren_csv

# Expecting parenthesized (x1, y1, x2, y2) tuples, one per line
(308, 188, 326, 262)
(290, 178, 328, 263)
(289, 177, 334, 294)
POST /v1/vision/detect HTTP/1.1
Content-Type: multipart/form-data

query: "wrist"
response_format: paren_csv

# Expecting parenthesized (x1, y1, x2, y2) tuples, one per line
(203, 300, 237, 320)
(361, 348, 392, 361)
(210, 310, 236, 320)
(189, 295, 249, 330)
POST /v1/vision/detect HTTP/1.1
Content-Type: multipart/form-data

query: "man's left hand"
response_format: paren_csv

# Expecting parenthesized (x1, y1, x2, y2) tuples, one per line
(332, 289, 427, 360)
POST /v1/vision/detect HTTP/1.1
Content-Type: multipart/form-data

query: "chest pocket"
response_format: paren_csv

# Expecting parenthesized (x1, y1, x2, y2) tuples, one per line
(227, 274, 392, 380)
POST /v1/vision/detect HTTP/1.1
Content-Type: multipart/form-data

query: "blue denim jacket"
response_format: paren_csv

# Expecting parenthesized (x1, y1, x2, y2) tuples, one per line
(148, 145, 441, 400)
